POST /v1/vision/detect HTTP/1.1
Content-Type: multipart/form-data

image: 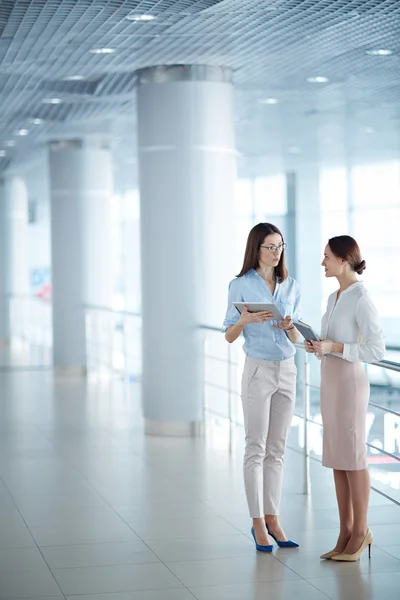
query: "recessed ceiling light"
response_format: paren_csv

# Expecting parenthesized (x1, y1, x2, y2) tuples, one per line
(306, 76, 329, 83)
(126, 14, 155, 21)
(0, 150, 6, 157)
(363, 127, 374, 134)
(30, 118, 44, 125)
(42, 98, 62, 104)
(5, 140, 16, 147)
(16, 129, 29, 136)
(259, 98, 279, 105)
(288, 146, 300, 154)
(366, 49, 392, 56)
(89, 48, 115, 54)
(63, 75, 86, 81)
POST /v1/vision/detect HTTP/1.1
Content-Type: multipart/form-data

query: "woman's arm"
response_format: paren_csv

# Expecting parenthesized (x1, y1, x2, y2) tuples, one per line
(342, 295, 385, 363)
(225, 320, 246, 344)
(312, 295, 385, 362)
(286, 325, 300, 344)
(225, 307, 273, 343)
(275, 317, 300, 343)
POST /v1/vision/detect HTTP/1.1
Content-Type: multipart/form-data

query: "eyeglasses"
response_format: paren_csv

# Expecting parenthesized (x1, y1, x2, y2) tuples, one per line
(260, 243, 287, 254)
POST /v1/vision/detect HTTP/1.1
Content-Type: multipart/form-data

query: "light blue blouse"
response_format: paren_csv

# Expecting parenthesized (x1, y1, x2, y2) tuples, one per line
(222, 269, 302, 361)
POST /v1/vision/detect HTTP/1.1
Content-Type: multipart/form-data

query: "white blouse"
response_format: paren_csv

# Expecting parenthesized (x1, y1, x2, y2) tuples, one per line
(321, 282, 385, 364)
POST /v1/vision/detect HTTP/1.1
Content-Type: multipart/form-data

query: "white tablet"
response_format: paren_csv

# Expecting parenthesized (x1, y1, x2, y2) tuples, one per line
(233, 302, 284, 321)
(294, 320, 320, 342)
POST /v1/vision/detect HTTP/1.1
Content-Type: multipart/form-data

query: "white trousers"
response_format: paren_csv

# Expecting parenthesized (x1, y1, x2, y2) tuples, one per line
(241, 356, 297, 518)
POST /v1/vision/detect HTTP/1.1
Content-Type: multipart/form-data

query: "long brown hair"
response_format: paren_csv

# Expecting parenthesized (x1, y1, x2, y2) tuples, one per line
(328, 235, 366, 275)
(237, 222, 288, 281)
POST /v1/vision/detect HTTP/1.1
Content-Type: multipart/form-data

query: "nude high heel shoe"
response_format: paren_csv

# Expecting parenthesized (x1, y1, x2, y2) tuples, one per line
(331, 529, 373, 562)
(320, 549, 341, 560)
(320, 535, 351, 560)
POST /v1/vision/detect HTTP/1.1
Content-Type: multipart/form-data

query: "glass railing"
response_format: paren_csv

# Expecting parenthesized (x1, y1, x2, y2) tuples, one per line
(8, 299, 400, 506)
(9, 294, 53, 347)
(202, 324, 400, 507)
(84, 305, 141, 380)
(6, 295, 53, 367)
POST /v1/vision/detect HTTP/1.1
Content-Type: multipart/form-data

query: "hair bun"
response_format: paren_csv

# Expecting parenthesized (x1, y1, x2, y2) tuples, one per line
(355, 259, 366, 275)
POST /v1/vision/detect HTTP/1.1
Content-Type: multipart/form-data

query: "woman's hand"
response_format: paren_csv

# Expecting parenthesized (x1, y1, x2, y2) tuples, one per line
(311, 339, 334, 357)
(304, 340, 316, 354)
(312, 339, 344, 357)
(274, 316, 294, 331)
(239, 306, 273, 325)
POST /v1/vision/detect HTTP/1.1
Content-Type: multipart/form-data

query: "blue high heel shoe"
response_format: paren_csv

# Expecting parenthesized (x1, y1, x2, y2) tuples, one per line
(251, 527, 273, 553)
(265, 523, 299, 548)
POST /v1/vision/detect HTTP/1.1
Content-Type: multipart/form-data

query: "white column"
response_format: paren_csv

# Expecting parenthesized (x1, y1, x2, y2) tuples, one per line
(294, 164, 322, 387)
(48, 138, 113, 372)
(0, 177, 29, 341)
(137, 65, 237, 436)
(0, 179, 8, 341)
(295, 164, 322, 325)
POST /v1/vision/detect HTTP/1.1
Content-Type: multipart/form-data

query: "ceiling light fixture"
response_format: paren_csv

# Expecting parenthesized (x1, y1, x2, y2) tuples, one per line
(63, 75, 86, 81)
(31, 118, 44, 125)
(0, 150, 6, 157)
(259, 98, 279, 105)
(366, 49, 392, 56)
(306, 76, 329, 83)
(89, 48, 115, 54)
(16, 129, 29, 136)
(288, 146, 300, 154)
(363, 127, 374, 134)
(42, 98, 62, 104)
(126, 14, 155, 21)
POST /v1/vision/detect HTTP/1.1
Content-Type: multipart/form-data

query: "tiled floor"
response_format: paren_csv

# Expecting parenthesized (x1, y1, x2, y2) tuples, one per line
(0, 364, 399, 599)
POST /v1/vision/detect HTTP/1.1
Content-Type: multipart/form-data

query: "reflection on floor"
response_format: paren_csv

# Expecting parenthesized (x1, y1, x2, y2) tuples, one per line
(0, 364, 400, 599)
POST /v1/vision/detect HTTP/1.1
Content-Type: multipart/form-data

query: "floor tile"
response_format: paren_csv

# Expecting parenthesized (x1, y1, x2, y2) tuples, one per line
(41, 541, 160, 569)
(29, 520, 140, 546)
(65, 590, 194, 600)
(366, 523, 400, 547)
(381, 545, 400, 560)
(276, 546, 400, 579)
(0, 546, 49, 571)
(116, 498, 219, 520)
(367, 504, 400, 526)
(0, 568, 62, 598)
(0, 520, 36, 549)
(52, 563, 184, 595)
(147, 534, 255, 562)
(130, 516, 241, 541)
(307, 571, 400, 600)
(165, 555, 300, 587)
(270, 527, 339, 554)
(19, 504, 131, 529)
(189, 579, 330, 600)
(12, 488, 106, 515)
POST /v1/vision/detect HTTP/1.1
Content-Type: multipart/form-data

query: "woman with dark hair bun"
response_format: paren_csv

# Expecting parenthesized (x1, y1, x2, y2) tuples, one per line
(306, 235, 385, 563)
(223, 223, 302, 552)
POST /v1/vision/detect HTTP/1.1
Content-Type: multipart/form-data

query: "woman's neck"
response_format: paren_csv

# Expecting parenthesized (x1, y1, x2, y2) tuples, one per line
(337, 273, 358, 293)
(256, 265, 275, 282)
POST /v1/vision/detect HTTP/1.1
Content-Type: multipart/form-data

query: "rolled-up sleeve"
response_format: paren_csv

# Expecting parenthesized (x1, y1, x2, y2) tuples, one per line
(342, 295, 385, 363)
(222, 278, 242, 332)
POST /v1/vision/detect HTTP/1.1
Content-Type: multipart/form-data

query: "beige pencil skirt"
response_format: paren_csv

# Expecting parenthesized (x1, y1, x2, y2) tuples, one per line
(320, 354, 370, 471)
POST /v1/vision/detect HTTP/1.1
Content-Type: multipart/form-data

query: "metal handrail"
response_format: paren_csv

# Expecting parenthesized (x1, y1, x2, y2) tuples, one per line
(84, 304, 140, 317)
(8, 293, 51, 304)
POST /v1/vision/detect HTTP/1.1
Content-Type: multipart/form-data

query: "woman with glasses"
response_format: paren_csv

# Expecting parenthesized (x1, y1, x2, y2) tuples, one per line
(223, 222, 301, 552)
(306, 236, 385, 562)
